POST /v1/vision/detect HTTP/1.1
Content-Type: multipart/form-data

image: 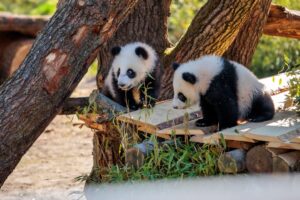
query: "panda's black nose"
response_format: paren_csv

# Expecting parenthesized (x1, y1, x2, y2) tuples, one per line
(118, 83, 126, 88)
(173, 106, 178, 109)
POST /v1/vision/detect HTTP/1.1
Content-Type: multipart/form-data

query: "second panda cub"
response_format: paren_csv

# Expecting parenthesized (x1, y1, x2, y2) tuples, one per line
(103, 42, 161, 110)
(172, 55, 275, 130)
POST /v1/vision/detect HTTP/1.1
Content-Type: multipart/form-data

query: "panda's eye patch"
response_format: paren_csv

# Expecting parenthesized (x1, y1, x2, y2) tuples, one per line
(127, 69, 136, 79)
(178, 92, 187, 103)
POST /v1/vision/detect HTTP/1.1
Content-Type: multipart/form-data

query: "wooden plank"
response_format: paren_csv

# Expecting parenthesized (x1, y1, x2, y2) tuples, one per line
(267, 142, 300, 150)
(117, 100, 201, 132)
(243, 115, 300, 142)
(190, 111, 296, 144)
(220, 111, 296, 141)
(137, 126, 170, 140)
(157, 120, 217, 136)
(190, 134, 220, 145)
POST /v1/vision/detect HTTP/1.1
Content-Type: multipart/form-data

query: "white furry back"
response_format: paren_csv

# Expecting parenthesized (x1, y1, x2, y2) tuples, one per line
(230, 60, 264, 118)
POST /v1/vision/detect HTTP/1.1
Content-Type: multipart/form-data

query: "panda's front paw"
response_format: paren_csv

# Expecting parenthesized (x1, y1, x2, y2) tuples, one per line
(195, 118, 217, 127)
(129, 104, 139, 111)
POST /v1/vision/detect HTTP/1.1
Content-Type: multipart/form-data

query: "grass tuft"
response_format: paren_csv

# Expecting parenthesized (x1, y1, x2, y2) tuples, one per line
(99, 139, 223, 183)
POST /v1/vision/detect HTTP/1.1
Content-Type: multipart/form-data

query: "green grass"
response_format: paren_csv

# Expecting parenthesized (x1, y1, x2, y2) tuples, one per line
(97, 138, 223, 183)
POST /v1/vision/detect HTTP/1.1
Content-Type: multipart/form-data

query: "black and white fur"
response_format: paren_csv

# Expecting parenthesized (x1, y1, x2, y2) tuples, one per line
(172, 55, 275, 130)
(103, 42, 161, 110)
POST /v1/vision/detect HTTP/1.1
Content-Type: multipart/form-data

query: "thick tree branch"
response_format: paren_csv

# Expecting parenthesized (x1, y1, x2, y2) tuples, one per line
(264, 4, 300, 39)
(160, 0, 258, 100)
(0, 0, 138, 187)
(0, 13, 49, 37)
(60, 97, 89, 115)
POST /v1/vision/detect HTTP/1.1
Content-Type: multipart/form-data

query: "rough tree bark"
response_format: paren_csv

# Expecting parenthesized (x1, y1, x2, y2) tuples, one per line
(96, 0, 171, 89)
(0, 0, 138, 188)
(90, 0, 172, 181)
(160, 0, 258, 100)
(224, 0, 272, 67)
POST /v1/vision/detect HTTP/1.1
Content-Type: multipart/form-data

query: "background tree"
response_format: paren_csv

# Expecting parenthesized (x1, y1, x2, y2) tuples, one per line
(0, 0, 138, 187)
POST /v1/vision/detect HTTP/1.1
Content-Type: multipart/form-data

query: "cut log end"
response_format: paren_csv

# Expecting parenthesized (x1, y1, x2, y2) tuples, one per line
(273, 151, 300, 172)
(246, 145, 273, 173)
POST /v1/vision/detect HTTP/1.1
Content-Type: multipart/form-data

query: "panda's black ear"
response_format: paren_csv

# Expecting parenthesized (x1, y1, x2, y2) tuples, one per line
(182, 72, 197, 84)
(172, 62, 180, 71)
(111, 46, 121, 56)
(135, 47, 148, 60)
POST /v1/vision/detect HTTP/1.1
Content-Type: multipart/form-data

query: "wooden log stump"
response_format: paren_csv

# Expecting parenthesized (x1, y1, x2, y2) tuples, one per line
(273, 151, 300, 172)
(91, 123, 122, 182)
(246, 145, 289, 173)
(218, 149, 246, 174)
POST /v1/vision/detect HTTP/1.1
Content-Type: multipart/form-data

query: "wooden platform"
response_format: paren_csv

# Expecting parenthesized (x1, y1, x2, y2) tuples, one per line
(117, 101, 201, 139)
(116, 73, 300, 149)
(76, 73, 299, 149)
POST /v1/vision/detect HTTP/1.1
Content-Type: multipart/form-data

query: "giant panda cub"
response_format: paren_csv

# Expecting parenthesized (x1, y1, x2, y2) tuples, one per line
(172, 55, 275, 130)
(103, 42, 161, 110)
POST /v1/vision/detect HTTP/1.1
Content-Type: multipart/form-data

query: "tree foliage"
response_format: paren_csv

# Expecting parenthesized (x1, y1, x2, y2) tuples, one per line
(0, 0, 56, 15)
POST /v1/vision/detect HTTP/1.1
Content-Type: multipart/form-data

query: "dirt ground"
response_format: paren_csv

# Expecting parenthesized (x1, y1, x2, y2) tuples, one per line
(0, 75, 97, 200)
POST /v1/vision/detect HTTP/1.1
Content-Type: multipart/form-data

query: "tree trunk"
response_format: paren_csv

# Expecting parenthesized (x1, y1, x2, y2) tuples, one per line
(90, 124, 122, 182)
(224, 0, 272, 67)
(96, 0, 171, 89)
(0, 0, 138, 188)
(160, 0, 258, 100)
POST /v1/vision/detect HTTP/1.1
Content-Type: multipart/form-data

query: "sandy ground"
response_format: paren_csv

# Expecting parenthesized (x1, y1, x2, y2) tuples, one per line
(0, 75, 97, 200)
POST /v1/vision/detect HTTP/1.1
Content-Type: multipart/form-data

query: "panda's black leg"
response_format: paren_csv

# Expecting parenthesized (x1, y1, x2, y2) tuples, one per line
(214, 98, 239, 130)
(195, 97, 218, 127)
(140, 83, 157, 108)
(124, 90, 139, 110)
(248, 92, 275, 122)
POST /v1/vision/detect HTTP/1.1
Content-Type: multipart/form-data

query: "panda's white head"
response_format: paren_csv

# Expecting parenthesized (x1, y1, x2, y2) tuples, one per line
(172, 56, 224, 109)
(172, 62, 200, 109)
(111, 42, 157, 91)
